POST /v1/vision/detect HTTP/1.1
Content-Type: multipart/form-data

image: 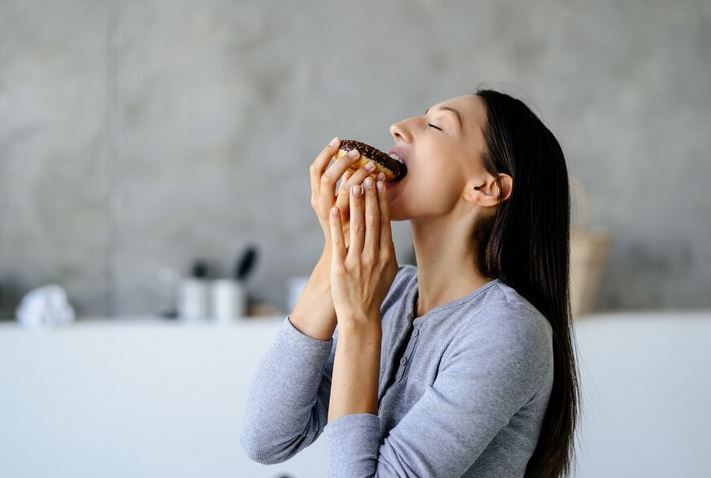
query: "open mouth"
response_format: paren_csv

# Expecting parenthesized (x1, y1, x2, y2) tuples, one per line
(386, 152, 407, 182)
(384, 167, 407, 191)
(388, 152, 405, 165)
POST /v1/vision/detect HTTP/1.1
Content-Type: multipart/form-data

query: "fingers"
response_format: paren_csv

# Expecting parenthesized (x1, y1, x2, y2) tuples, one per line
(337, 168, 353, 193)
(329, 206, 346, 263)
(348, 184, 365, 256)
(310, 137, 341, 201)
(377, 180, 394, 253)
(320, 149, 362, 198)
(338, 159, 375, 193)
(336, 161, 379, 215)
(362, 176, 380, 260)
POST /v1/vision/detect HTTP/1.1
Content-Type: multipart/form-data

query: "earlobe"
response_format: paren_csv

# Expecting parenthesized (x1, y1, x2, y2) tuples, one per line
(497, 174, 513, 202)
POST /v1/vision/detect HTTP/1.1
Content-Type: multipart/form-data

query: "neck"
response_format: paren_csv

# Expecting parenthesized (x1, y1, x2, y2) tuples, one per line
(410, 215, 493, 317)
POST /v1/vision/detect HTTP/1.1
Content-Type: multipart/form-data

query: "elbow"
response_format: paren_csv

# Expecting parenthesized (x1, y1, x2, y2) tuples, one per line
(240, 427, 289, 465)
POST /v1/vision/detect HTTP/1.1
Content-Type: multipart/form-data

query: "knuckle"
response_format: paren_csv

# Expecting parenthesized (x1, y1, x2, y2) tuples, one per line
(355, 170, 369, 180)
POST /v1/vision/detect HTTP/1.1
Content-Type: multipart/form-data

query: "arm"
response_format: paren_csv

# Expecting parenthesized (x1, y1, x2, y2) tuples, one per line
(324, 176, 395, 422)
(327, 319, 382, 423)
(289, 247, 338, 341)
(240, 248, 339, 464)
(240, 138, 382, 463)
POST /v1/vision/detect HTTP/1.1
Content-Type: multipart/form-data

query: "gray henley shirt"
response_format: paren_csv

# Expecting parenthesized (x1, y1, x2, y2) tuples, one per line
(241, 264, 554, 477)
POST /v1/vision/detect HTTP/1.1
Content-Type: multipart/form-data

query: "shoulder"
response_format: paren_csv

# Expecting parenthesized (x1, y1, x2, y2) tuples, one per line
(455, 280, 554, 379)
(443, 281, 555, 401)
(474, 280, 552, 346)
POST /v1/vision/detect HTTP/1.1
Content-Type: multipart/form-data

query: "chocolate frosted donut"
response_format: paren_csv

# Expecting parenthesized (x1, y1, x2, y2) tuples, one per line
(334, 139, 407, 182)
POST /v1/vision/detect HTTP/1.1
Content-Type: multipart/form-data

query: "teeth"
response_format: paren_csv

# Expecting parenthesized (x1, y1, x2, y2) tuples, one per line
(390, 153, 405, 164)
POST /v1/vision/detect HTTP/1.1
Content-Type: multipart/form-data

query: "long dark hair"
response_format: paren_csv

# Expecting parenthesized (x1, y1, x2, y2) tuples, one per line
(473, 89, 580, 477)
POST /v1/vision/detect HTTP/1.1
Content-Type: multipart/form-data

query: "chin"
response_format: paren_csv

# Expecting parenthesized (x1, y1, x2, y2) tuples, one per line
(384, 182, 406, 221)
(389, 211, 408, 222)
(384, 194, 413, 222)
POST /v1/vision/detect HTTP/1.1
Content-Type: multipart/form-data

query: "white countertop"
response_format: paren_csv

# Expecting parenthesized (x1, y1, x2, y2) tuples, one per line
(1, 310, 710, 478)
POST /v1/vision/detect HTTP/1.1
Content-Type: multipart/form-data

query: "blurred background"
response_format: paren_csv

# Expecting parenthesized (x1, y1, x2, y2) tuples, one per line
(1, 0, 709, 317)
(1, 1, 709, 477)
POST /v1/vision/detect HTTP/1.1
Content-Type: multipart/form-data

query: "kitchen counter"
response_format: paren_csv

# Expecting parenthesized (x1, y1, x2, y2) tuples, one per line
(1, 310, 710, 478)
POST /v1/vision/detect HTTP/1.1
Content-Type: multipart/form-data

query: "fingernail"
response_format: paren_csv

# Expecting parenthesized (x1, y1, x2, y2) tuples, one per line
(365, 161, 375, 171)
(377, 172, 385, 181)
(364, 177, 374, 189)
(329, 136, 339, 146)
(351, 184, 361, 196)
(377, 180, 384, 192)
(348, 149, 360, 159)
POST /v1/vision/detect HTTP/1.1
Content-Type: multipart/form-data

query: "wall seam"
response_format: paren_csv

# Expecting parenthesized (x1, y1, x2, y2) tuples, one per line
(104, 0, 120, 317)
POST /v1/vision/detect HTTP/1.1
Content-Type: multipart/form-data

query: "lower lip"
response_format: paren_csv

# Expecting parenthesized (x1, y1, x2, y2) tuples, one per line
(385, 178, 400, 189)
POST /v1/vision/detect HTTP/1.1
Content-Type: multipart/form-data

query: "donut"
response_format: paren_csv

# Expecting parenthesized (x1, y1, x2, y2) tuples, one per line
(334, 139, 407, 182)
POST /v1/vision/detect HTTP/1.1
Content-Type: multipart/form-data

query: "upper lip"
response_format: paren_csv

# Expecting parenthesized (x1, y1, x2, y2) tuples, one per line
(387, 147, 408, 164)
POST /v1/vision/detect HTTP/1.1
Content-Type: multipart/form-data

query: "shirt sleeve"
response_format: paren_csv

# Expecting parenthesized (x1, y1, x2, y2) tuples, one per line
(321, 310, 553, 477)
(240, 315, 338, 464)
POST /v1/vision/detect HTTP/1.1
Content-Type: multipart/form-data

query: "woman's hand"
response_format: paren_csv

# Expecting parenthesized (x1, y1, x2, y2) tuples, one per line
(328, 176, 399, 327)
(310, 137, 385, 249)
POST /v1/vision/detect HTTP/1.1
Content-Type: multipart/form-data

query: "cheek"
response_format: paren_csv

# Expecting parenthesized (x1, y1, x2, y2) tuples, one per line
(388, 161, 464, 219)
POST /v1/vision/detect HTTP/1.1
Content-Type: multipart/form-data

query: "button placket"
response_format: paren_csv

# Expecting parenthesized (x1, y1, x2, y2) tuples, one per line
(396, 324, 421, 382)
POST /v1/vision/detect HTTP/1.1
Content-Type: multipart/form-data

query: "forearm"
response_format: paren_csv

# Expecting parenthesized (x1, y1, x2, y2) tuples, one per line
(240, 314, 335, 464)
(327, 320, 382, 423)
(243, 248, 341, 462)
(289, 246, 337, 341)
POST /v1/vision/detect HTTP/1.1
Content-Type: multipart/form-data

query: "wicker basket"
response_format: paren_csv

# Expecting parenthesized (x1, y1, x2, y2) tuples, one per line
(570, 176, 613, 318)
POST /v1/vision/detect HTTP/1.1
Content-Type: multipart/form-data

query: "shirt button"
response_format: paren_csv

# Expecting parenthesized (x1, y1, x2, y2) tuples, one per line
(400, 357, 408, 365)
(412, 328, 419, 337)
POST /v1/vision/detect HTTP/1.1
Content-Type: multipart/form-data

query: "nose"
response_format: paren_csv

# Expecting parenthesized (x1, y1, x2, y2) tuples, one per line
(389, 120, 410, 143)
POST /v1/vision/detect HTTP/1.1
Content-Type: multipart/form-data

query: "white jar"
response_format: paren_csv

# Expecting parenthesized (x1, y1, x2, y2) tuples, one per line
(177, 278, 209, 321)
(210, 279, 247, 323)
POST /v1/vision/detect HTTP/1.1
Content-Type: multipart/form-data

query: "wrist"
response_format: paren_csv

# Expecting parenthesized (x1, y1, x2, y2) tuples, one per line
(338, 314, 382, 336)
(321, 243, 332, 258)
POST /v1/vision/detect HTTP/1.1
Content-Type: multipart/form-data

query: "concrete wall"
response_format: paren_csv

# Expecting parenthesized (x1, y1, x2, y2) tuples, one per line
(1, 0, 710, 316)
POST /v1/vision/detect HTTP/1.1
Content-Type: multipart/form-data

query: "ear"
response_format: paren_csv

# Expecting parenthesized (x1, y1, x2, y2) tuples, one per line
(465, 173, 513, 207)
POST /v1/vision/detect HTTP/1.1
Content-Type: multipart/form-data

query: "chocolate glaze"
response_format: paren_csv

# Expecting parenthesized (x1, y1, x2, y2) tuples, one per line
(339, 139, 407, 181)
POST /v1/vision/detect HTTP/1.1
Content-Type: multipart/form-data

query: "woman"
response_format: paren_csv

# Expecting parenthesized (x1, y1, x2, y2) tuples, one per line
(241, 89, 579, 477)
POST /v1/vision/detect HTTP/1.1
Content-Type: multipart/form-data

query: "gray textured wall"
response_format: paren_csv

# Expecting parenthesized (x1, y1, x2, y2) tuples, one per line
(1, 0, 710, 317)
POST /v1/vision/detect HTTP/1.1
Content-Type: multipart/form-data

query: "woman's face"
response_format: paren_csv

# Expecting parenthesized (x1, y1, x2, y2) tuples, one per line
(385, 95, 490, 221)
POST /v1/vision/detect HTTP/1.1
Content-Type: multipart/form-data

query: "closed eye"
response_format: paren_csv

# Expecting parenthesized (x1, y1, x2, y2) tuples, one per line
(428, 124, 443, 131)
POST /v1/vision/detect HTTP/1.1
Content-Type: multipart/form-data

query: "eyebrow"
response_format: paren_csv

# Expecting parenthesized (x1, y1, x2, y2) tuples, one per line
(424, 106, 464, 131)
